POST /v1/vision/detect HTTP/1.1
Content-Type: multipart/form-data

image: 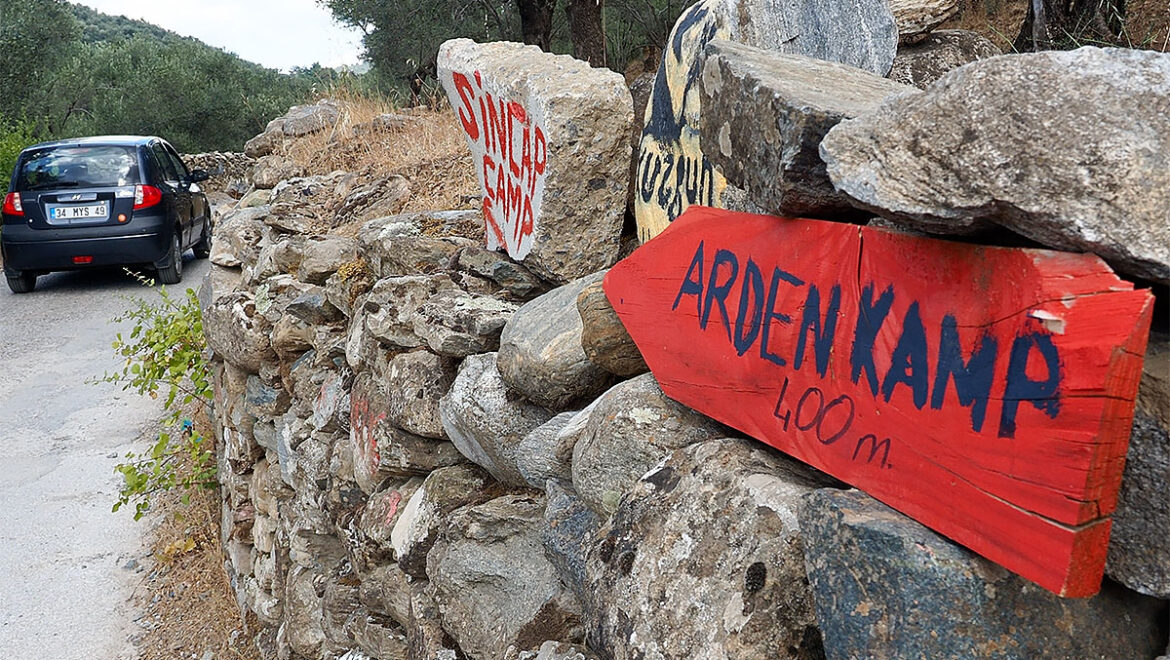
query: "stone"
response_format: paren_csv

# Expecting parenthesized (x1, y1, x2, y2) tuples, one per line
(516, 410, 585, 489)
(439, 353, 555, 486)
(362, 275, 459, 349)
(576, 278, 646, 378)
(282, 101, 341, 136)
(634, 0, 898, 241)
(245, 374, 291, 420)
(427, 495, 583, 660)
(244, 128, 283, 158)
(799, 488, 1168, 659)
(285, 287, 344, 326)
(586, 439, 830, 659)
(299, 237, 359, 285)
(889, 0, 958, 44)
(285, 566, 327, 659)
(323, 574, 363, 652)
(511, 641, 598, 660)
(252, 155, 305, 190)
(309, 371, 346, 433)
(438, 39, 633, 284)
(337, 175, 413, 225)
(1107, 334, 1170, 597)
(345, 611, 410, 660)
(453, 245, 548, 300)
(570, 373, 727, 514)
(413, 288, 518, 358)
(359, 212, 479, 278)
(380, 350, 455, 440)
(351, 372, 467, 494)
(357, 564, 413, 625)
(202, 292, 276, 373)
(389, 464, 495, 578)
(821, 47, 1170, 284)
(889, 29, 1001, 89)
(356, 478, 425, 562)
(497, 272, 615, 410)
(407, 584, 466, 660)
(699, 40, 913, 220)
(271, 316, 313, 357)
(541, 480, 600, 602)
(210, 206, 269, 268)
(238, 188, 270, 208)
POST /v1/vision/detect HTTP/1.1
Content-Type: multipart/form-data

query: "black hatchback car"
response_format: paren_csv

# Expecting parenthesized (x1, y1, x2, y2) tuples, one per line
(1, 135, 213, 293)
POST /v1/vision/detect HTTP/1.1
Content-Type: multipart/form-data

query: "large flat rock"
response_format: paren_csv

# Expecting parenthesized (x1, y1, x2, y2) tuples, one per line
(800, 489, 1168, 660)
(438, 39, 633, 284)
(822, 46, 1170, 284)
(700, 40, 913, 220)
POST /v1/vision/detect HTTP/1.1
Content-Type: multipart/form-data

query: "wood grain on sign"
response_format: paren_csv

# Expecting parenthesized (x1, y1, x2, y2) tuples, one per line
(604, 206, 1153, 597)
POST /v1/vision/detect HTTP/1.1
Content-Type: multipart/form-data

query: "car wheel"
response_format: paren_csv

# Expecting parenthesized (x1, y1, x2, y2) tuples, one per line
(192, 217, 212, 259)
(5, 270, 36, 294)
(157, 232, 183, 285)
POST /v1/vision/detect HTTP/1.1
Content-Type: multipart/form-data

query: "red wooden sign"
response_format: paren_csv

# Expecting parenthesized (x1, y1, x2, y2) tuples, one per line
(605, 207, 1153, 597)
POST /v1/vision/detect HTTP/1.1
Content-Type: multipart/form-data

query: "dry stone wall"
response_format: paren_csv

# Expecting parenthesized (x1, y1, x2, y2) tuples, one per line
(204, 12, 1169, 660)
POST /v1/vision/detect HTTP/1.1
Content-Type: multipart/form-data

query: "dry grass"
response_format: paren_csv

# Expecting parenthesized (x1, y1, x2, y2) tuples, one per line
(945, 0, 1170, 52)
(283, 88, 479, 218)
(131, 408, 259, 660)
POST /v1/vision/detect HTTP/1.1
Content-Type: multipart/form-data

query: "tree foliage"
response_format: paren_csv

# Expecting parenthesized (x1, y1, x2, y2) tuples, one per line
(0, 0, 324, 159)
(319, 0, 698, 86)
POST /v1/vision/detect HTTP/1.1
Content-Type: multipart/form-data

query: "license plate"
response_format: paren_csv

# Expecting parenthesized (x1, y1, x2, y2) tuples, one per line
(51, 203, 107, 220)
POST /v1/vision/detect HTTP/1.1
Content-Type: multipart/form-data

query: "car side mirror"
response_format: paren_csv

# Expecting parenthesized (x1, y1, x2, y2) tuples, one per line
(190, 169, 210, 183)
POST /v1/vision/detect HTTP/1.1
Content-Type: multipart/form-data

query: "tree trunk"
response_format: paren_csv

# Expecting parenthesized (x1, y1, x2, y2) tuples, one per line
(516, 0, 557, 50)
(566, 0, 608, 67)
(1013, 0, 1126, 51)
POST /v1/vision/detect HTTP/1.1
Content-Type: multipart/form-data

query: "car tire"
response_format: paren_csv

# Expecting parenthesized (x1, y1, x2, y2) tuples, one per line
(157, 232, 183, 285)
(192, 217, 212, 259)
(5, 271, 36, 294)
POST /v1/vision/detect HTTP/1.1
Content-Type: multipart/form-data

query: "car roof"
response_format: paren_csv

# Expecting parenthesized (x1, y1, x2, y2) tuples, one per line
(22, 135, 164, 151)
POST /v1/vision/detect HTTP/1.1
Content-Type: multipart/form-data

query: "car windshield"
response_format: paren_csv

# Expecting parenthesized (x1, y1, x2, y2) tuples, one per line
(16, 145, 139, 191)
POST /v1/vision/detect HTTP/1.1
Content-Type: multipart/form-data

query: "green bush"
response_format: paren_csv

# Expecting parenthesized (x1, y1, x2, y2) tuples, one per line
(0, 117, 36, 181)
(100, 281, 216, 520)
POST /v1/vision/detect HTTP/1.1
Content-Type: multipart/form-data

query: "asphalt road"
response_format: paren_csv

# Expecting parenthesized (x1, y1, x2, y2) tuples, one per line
(0, 256, 210, 659)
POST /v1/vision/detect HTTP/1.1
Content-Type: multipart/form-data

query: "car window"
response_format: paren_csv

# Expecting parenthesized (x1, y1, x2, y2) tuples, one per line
(151, 144, 179, 183)
(16, 145, 140, 191)
(165, 147, 189, 182)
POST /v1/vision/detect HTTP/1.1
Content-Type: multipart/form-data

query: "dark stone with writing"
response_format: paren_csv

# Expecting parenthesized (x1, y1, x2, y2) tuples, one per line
(427, 495, 583, 660)
(821, 47, 1170, 284)
(586, 438, 831, 660)
(634, 0, 898, 240)
(439, 353, 556, 486)
(889, 30, 1001, 89)
(571, 373, 727, 515)
(799, 488, 1169, 660)
(498, 272, 616, 411)
(576, 277, 648, 378)
(1107, 335, 1170, 597)
(700, 40, 913, 220)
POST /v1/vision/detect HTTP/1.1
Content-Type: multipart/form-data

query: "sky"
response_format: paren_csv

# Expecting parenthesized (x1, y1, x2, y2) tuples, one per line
(73, 0, 366, 72)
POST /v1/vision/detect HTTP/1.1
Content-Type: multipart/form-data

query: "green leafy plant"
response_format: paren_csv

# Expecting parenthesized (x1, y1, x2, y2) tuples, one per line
(100, 280, 216, 519)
